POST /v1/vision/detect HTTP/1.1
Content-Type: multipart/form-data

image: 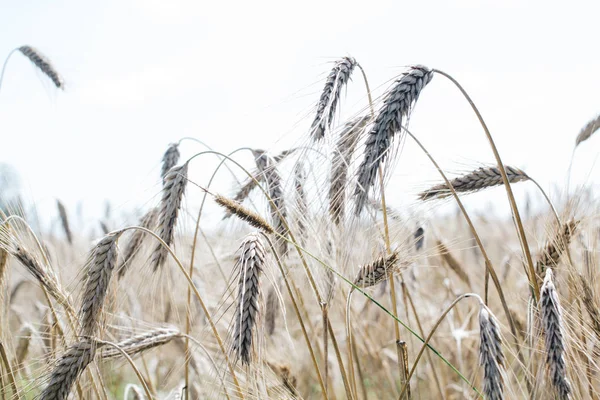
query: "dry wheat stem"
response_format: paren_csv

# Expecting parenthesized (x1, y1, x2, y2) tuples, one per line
(355, 65, 434, 214)
(419, 166, 529, 201)
(230, 233, 265, 365)
(40, 338, 97, 400)
(311, 57, 357, 140)
(540, 269, 571, 400)
(151, 163, 188, 271)
(79, 232, 121, 336)
(161, 143, 181, 184)
(0, 340, 20, 399)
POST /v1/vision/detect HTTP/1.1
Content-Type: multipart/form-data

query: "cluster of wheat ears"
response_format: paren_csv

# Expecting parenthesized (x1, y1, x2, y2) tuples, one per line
(0, 46, 599, 400)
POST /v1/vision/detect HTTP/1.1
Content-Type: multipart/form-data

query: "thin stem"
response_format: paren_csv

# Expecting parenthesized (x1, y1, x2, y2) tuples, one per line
(0, 49, 17, 95)
(96, 340, 153, 400)
(398, 294, 482, 399)
(0, 340, 19, 400)
(182, 334, 232, 400)
(260, 233, 328, 399)
(433, 68, 539, 301)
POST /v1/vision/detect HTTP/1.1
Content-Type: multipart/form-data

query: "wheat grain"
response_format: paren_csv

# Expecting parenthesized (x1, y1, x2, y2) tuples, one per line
(230, 233, 265, 365)
(311, 57, 357, 141)
(535, 220, 578, 281)
(151, 163, 188, 271)
(79, 232, 120, 336)
(18, 46, 63, 89)
(540, 269, 571, 400)
(418, 166, 529, 201)
(40, 338, 97, 400)
(355, 65, 433, 213)
(478, 306, 505, 400)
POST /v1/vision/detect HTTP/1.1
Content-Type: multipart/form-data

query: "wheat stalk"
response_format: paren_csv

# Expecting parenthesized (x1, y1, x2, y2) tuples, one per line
(329, 116, 369, 225)
(160, 143, 181, 184)
(101, 328, 180, 359)
(352, 251, 402, 289)
(79, 232, 120, 336)
(575, 114, 600, 147)
(117, 207, 158, 278)
(40, 338, 97, 400)
(150, 163, 188, 271)
(230, 233, 265, 365)
(311, 57, 357, 141)
(478, 305, 505, 400)
(56, 200, 72, 245)
(355, 65, 433, 213)
(418, 166, 529, 201)
(540, 269, 571, 399)
(18, 46, 63, 89)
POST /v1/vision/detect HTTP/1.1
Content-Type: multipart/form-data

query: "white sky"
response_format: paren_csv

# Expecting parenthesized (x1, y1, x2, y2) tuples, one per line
(1, 0, 600, 224)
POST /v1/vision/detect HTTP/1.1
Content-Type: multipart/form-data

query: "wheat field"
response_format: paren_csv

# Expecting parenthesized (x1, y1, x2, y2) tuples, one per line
(1, 47, 600, 400)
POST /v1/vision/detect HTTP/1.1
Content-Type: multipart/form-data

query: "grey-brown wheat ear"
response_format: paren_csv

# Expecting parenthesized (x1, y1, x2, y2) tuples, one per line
(355, 65, 433, 214)
(540, 269, 571, 399)
(151, 163, 188, 271)
(117, 207, 158, 278)
(79, 232, 121, 336)
(230, 232, 265, 365)
(353, 251, 401, 289)
(18, 46, 63, 89)
(40, 339, 97, 400)
(311, 57, 357, 141)
(418, 166, 529, 201)
(478, 305, 505, 400)
(161, 143, 180, 184)
(575, 114, 600, 147)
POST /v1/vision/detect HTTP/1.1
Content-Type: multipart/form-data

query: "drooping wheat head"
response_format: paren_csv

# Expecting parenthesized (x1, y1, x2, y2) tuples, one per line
(18, 46, 63, 89)
(230, 233, 266, 365)
(150, 163, 188, 271)
(101, 327, 180, 359)
(478, 305, 505, 400)
(160, 143, 181, 184)
(540, 269, 571, 399)
(355, 65, 433, 213)
(215, 194, 274, 234)
(117, 207, 159, 278)
(353, 251, 402, 289)
(311, 57, 357, 141)
(418, 166, 529, 201)
(575, 114, 600, 147)
(56, 200, 72, 244)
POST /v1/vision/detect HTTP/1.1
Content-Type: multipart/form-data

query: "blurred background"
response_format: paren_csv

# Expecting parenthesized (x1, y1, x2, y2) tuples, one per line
(1, 0, 599, 229)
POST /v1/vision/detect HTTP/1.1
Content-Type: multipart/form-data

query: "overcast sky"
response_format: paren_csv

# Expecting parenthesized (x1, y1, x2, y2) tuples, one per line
(1, 0, 599, 225)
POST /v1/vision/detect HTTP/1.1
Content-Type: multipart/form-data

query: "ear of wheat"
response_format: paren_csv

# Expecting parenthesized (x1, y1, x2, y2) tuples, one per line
(79, 232, 120, 336)
(311, 57, 357, 141)
(540, 269, 571, 400)
(117, 207, 158, 278)
(56, 200, 72, 244)
(161, 143, 181, 184)
(353, 251, 401, 289)
(230, 233, 266, 365)
(40, 338, 97, 400)
(414, 226, 425, 251)
(329, 116, 369, 225)
(478, 305, 505, 400)
(535, 220, 578, 280)
(18, 46, 63, 89)
(215, 194, 274, 234)
(575, 114, 600, 147)
(436, 240, 471, 287)
(355, 65, 433, 213)
(418, 166, 529, 201)
(101, 328, 180, 359)
(151, 163, 188, 271)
